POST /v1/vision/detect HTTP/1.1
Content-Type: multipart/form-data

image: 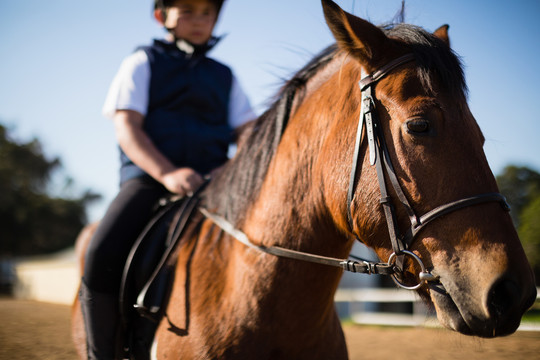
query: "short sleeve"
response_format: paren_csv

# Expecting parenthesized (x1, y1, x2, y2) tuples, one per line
(102, 50, 150, 119)
(228, 74, 256, 129)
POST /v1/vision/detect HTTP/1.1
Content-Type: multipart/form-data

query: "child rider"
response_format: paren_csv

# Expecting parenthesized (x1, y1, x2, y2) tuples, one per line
(79, 0, 255, 358)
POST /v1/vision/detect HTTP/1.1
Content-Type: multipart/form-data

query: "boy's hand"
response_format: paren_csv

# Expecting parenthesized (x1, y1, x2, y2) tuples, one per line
(161, 167, 204, 196)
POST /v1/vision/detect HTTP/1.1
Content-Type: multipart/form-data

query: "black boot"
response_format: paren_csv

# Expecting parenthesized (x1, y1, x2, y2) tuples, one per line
(79, 280, 120, 360)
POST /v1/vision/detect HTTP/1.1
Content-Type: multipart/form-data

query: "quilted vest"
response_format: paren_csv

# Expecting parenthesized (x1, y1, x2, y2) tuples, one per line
(120, 39, 233, 184)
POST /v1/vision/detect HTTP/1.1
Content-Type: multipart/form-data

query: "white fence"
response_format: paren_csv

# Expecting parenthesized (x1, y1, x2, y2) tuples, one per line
(335, 288, 437, 326)
(335, 287, 540, 331)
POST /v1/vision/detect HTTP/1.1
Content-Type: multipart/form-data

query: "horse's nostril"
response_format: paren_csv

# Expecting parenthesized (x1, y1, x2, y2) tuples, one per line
(523, 286, 537, 312)
(484, 277, 536, 336)
(488, 278, 520, 318)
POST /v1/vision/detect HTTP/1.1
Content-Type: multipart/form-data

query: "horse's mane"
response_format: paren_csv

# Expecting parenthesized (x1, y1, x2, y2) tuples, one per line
(203, 23, 466, 227)
(204, 44, 338, 226)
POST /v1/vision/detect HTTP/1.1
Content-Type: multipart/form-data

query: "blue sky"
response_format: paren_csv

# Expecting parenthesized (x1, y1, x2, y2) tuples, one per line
(1, 0, 539, 222)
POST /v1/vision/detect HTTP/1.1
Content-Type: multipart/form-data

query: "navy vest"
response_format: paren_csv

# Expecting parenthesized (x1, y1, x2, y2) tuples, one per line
(119, 39, 233, 184)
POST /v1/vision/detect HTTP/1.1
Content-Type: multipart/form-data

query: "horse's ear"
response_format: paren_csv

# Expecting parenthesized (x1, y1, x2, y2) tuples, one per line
(433, 24, 450, 47)
(322, 0, 389, 67)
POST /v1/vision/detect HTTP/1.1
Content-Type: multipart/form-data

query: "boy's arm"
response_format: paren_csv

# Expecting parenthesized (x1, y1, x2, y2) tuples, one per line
(113, 109, 203, 195)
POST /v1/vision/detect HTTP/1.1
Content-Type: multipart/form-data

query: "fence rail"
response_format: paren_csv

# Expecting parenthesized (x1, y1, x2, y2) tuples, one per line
(335, 287, 540, 329)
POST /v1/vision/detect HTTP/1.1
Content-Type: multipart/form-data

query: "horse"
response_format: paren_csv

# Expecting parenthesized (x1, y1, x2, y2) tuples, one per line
(72, 0, 536, 358)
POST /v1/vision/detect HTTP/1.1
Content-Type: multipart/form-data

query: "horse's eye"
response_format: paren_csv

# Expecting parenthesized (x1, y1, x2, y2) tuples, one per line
(406, 119, 430, 134)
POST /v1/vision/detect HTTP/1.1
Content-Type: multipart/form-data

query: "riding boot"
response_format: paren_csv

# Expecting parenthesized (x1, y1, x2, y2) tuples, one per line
(79, 280, 120, 360)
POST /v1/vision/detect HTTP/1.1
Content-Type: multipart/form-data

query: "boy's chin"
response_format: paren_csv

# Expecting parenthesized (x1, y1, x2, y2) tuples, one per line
(184, 33, 213, 46)
(189, 40, 209, 46)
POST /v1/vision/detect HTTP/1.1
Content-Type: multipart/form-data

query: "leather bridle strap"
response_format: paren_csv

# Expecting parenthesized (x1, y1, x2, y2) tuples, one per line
(199, 208, 395, 275)
(346, 53, 511, 277)
(358, 54, 418, 90)
(346, 53, 417, 239)
(404, 192, 509, 244)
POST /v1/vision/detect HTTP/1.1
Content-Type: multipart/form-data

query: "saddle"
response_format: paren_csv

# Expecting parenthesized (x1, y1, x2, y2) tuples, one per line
(118, 183, 207, 359)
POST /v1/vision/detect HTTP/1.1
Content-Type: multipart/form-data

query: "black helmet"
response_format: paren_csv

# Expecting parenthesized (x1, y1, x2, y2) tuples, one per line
(154, 0, 225, 43)
(154, 0, 225, 17)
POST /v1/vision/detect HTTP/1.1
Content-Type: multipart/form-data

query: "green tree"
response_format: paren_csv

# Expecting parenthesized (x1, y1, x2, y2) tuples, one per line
(496, 165, 540, 227)
(496, 165, 540, 285)
(0, 124, 100, 256)
(518, 195, 540, 283)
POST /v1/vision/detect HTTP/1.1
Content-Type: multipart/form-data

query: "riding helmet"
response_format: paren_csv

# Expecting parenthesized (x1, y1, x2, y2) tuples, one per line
(154, 0, 225, 19)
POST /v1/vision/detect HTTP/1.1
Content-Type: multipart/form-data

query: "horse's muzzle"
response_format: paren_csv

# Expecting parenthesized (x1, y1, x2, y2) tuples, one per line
(432, 273, 537, 338)
(485, 276, 537, 337)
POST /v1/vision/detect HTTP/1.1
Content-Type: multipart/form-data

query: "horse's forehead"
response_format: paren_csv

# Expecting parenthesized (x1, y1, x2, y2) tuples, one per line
(381, 67, 425, 94)
(374, 71, 434, 109)
(375, 67, 465, 114)
(373, 64, 484, 142)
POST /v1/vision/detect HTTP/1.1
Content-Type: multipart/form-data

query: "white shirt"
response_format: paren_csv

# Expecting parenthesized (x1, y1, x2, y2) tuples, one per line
(102, 49, 256, 129)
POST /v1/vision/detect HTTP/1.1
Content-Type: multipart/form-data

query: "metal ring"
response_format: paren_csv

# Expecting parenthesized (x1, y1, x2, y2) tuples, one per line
(387, 250, 427, 290)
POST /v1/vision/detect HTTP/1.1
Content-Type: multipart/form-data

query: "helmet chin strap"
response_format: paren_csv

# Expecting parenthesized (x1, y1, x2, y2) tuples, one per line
(174, 36, 223, 58)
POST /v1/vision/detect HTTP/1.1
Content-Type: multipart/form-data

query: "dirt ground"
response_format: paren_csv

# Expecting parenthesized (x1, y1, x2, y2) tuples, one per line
(1, 298, 540, 360)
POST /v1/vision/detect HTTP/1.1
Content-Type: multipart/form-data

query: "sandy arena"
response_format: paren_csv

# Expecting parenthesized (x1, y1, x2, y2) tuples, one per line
(1, 298, 539, 360)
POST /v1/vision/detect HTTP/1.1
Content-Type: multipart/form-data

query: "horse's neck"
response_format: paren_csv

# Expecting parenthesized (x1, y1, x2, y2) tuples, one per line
(193, 53, 358, 320)
(214, 228, 347, 328)
(235, 57, 359, 306)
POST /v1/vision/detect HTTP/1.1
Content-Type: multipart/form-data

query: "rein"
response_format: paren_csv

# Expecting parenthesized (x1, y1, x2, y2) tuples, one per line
(200, 207, 395, 276)
(201, 53, 510, 291)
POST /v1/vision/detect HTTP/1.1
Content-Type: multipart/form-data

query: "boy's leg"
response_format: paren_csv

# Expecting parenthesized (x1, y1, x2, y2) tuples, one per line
(80, 177, 168, 359)
(79, 279, 120, 360)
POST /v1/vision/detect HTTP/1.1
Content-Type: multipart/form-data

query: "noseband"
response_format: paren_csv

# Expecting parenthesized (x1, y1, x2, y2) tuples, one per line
(346, 53, 510, 289)
(201, 53, 510, 291)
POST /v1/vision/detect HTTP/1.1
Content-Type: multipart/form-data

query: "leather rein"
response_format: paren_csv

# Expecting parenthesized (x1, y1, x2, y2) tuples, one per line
(201, 53, 510, 291)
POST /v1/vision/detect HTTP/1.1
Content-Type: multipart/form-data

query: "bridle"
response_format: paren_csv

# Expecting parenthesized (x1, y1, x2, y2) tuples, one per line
(201, 53, 510, 291)
(346, 53, 510, 289)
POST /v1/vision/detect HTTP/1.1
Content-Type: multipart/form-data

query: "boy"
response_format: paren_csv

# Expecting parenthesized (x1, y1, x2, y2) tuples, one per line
(80, 0, 255, 358)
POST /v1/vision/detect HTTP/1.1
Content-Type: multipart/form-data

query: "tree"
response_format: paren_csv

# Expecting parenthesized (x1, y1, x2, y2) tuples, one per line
(496, 165, 540, 227)
(496, 165, 540, 285)
(518, 195, 540, 283)
(0, 124, 100, 256)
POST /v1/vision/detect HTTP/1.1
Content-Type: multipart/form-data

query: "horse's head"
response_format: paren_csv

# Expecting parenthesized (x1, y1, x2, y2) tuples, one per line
(321, 0, 536, 337)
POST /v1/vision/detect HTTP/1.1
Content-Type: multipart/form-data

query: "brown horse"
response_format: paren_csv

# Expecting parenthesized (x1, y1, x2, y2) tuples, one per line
(73, 0, 536, 358)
